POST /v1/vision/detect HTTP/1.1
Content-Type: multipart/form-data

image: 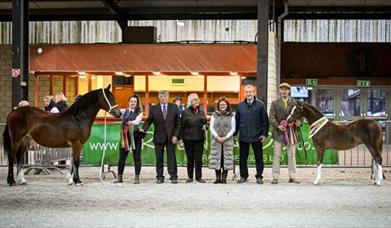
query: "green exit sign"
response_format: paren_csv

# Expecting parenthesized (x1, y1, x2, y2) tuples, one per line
(357, 80, 370, 87)
(306, 79, 318, 86)
(171, 78, 185, 84)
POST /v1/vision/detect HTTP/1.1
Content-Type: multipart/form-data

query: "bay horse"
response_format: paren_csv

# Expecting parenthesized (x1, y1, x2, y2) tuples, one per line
(2, 85, 121, 186)
(287, 102, 384, 185)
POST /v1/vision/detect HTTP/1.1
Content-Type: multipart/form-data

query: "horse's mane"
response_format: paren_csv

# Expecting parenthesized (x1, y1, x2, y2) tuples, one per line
(65, 89, 101, 115)
(302, 102, 324, 118)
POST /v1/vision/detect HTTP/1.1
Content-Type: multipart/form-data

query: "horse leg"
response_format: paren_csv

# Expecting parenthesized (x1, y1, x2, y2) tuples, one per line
(374, 154, 383, 186)
(366, 143, 383, 186)
(7, 153, 16, 186)
(371, 159, 377, 180)
(67, 157, 74, 185)
(73, 159, 82, 185)
(72, 143, 83, 186)
(7, 139, 22, 186)
(16, 149, 27, 185)
(314, 146, 325, 185)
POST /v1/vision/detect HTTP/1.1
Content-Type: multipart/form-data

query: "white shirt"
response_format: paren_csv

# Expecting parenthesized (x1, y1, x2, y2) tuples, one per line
(128, 108, 143, 126)
(210, 113, 236, 139)
(247, 98, 254, 106)
(50, 107, 60, 113)
(160, 103, 168, 112)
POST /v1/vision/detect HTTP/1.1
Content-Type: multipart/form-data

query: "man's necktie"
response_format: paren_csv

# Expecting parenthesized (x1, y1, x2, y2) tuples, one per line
(162, 105, 167, 119)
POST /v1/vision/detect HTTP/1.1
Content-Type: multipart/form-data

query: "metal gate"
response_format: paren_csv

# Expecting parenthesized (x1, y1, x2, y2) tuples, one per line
(1, 122, 390, 168)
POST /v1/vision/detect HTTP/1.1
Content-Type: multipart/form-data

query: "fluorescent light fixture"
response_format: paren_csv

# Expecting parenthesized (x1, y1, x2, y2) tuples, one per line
(241, 76, 246, 79)
(78, 71, 87, 79)
(229, 71, 238, 76)
(152, 71, 160, 76)
(176, 20, 185, 27)
(124, 74, 131, 77)
(115, 71, 124, 75)
(190, 71, 199, 76)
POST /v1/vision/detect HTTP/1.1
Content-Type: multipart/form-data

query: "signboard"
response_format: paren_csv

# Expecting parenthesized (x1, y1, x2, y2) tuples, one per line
(357, 80, 370, 87)
(306, 78, 318, 86)
(82, 123, 338, 166)
(171, 78, 185, 84)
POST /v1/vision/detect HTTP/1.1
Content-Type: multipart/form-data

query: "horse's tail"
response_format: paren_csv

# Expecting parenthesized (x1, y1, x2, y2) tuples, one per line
(2, 122, 11, 155)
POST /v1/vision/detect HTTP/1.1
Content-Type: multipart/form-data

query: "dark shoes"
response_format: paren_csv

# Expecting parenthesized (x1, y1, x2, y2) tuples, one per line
(171, 179, 178, 184)
(256, 177, 264, 184)
(186, 178, 193, 183)
(134, 175, 140, 184)
(271, 179, 278, 184)
(237, 177, 247, 184)
(156, 179, 164, 184)
(196, 179, 206, 183)
(113, 175, 123, 184)
(214, 170, 221, 184)
(221, 171, 228, 184)
(288, 178, 300, 183)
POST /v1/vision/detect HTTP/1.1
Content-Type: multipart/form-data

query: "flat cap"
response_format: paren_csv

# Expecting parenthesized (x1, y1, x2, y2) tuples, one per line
(279, 82, 291, 89)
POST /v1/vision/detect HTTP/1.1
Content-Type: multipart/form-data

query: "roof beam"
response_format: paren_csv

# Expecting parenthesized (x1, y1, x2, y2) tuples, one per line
(101, 0, 127, 29)
(1, 5, 391, 21)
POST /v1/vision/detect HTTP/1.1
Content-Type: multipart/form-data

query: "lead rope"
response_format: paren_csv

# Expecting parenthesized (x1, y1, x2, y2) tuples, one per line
(99, 89, 118, 185)
(99, 111, 108, 183)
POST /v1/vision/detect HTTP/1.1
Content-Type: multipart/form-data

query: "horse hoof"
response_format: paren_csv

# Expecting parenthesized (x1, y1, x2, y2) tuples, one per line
(75, 183, 84, 187)
(19, 181, 27, 185)
(8, 178, 16, 186)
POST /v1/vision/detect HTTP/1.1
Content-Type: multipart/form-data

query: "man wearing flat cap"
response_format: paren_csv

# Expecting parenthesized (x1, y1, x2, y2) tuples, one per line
(269, 82, 302, 184)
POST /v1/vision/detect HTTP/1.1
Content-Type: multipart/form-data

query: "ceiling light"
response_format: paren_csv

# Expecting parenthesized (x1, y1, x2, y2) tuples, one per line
(176, 20, 185, 27)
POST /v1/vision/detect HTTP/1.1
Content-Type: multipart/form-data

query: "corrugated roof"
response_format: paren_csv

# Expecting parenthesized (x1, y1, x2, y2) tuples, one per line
(30, 44, 256, 74)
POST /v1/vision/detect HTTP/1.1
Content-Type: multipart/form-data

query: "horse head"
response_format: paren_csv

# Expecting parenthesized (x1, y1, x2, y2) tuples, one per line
(100, 84, 122, 118)
(287, 101, 304, 123)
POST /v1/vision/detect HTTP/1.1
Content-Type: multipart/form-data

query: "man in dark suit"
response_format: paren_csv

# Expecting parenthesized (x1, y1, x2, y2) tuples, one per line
(142, 90, 181, 184)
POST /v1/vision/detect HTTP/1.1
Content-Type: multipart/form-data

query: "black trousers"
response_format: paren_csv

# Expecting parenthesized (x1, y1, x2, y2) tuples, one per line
(118, 136, 142, 176)
(220, 143, 225, 171)
(155, 142, 177, 180)
(239, 141, 264, 179)
(184, 140, 204, 180)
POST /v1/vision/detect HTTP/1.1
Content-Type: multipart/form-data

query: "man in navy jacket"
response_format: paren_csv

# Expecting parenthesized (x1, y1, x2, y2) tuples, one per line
(235, 85, 269, 184)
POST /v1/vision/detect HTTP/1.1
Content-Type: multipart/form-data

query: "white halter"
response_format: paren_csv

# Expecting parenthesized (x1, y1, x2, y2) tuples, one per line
(101, 88, 118, 113)
(309, 116, 329, 138)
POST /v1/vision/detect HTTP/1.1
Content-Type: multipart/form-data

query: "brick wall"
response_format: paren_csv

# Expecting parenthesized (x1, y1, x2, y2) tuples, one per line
(0, 45, 11, 123)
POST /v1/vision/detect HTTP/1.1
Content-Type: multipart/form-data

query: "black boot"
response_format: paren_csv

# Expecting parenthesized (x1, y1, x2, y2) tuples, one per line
(214, 170, 221, 184)
(222, 170, 228, 184)
(113, 175, 123, 183)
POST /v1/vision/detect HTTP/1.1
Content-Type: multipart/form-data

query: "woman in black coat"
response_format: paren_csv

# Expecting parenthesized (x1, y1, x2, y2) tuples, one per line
(180, 93, 207, 183)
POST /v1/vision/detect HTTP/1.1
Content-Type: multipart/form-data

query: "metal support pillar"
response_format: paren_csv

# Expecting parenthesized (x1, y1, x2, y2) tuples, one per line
(256, 0, 269, 106)
(11, 0, 29, 110)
